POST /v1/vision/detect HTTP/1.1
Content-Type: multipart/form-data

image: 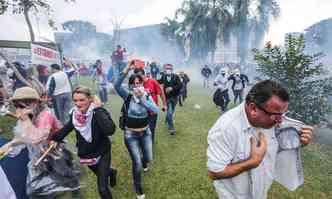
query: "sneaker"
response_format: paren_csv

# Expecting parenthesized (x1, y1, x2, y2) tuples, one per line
(109, 169, 117, 187)
(136, 194, 145, 199)
(169, 128, 176, 135)
(143, 167, 149, 172)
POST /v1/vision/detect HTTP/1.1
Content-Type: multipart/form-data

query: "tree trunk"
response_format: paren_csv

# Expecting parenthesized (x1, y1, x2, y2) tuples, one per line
(23, 6, 35, 42)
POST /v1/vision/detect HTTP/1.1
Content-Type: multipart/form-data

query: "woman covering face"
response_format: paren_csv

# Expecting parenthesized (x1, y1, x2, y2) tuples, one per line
(0, 86, 80, 197)
(114, 62, 159, 199)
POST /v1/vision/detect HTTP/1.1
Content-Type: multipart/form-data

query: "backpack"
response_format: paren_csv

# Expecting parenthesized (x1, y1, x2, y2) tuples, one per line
(119, 94, 132, 130)
(213, 89, 224, 106)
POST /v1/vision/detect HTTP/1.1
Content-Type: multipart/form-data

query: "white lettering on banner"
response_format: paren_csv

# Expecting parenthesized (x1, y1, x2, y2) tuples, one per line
(31, 43, 61, 66)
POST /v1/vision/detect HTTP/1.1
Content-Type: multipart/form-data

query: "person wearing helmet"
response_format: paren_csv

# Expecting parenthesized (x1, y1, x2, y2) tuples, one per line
(228, 69, 249, 104)
(0, 87, 80, 198)
(158, 64, 182, 134)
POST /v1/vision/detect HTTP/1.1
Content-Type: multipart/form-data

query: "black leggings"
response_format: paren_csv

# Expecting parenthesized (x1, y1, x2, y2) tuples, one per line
(88, 151, 113, 199)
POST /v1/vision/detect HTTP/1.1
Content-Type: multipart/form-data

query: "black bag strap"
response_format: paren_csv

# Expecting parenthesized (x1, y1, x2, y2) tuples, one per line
(121, 94, 132, 116)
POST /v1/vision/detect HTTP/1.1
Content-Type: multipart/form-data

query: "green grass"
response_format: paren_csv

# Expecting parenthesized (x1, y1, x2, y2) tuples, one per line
(1, 77, 332, 199)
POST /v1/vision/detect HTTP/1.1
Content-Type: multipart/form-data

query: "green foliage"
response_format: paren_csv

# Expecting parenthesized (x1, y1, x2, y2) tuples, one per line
(253, 35, 332, 124)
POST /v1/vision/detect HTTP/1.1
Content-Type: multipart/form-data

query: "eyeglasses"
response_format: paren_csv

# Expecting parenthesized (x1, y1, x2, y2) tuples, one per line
(255, 103, 288, 118)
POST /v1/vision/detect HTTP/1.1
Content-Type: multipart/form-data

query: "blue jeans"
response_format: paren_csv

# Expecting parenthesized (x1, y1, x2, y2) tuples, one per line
(166, 97, 177, 130)
(115, 61, 126, 80)
(124, 129, 153, 194)
(53, 93, 72, 125)
(148, 114, 158, 143)
(98, 86, 108, 103)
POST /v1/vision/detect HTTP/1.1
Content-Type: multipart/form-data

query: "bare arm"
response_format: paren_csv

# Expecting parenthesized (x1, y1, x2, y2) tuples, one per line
(159, 84, 167, 111)
(208, 159, 256, 179)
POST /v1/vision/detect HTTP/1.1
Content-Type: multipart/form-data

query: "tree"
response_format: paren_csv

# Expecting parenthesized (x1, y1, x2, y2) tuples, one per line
(162, 0, 280, 63)
(0, 0, 74, 42)
(253, 35, 332, 125)
(110, 16, 125, 50)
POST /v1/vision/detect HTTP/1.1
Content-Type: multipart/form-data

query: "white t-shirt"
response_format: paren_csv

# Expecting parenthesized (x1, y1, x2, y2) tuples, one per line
(214, 74, 230, 91)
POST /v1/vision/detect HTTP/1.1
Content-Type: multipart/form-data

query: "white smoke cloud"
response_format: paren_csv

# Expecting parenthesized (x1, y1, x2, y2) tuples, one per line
(0, 0, 331, 47)
(266, 0, 332, 45)
(0, 0, 183, 41)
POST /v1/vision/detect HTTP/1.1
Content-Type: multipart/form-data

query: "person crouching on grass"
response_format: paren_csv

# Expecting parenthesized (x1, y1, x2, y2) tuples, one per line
(50, 86, 117, 199)
(114, 61, 159, 199)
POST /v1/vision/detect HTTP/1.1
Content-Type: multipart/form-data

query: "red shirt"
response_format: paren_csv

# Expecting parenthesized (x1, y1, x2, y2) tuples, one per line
(143, 78, 162, 106)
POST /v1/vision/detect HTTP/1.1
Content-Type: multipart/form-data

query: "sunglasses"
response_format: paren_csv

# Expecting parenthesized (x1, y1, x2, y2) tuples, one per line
(13, 99, 35, 109)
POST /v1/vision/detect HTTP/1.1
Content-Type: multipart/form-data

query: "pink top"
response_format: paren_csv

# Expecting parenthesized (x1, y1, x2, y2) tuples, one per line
(34, 109, 62, 138)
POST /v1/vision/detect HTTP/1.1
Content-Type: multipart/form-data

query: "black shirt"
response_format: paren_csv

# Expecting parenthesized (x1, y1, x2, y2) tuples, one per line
(158, 73, 182, 98)
(51, 107, 116, 159)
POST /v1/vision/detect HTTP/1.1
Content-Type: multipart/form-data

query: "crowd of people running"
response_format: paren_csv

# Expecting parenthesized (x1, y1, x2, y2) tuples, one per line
(201, 64, 250, 114)
(0, 47, 192, 199)
(0, 45, 315, 199)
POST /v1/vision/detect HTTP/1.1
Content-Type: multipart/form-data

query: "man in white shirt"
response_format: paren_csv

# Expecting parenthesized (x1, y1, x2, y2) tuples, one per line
(46, 64, 72, 124)
(207, 80, 313, 199)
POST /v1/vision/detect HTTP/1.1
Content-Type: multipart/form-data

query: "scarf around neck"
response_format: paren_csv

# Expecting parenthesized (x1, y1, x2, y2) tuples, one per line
(72, 103, 96, 143)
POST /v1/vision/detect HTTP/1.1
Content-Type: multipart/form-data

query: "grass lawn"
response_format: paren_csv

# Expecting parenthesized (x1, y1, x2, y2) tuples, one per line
(1, 77, 332, 199)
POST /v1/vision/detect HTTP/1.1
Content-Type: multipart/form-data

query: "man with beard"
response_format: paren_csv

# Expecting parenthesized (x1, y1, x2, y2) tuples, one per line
(158, 64, 182, 134)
